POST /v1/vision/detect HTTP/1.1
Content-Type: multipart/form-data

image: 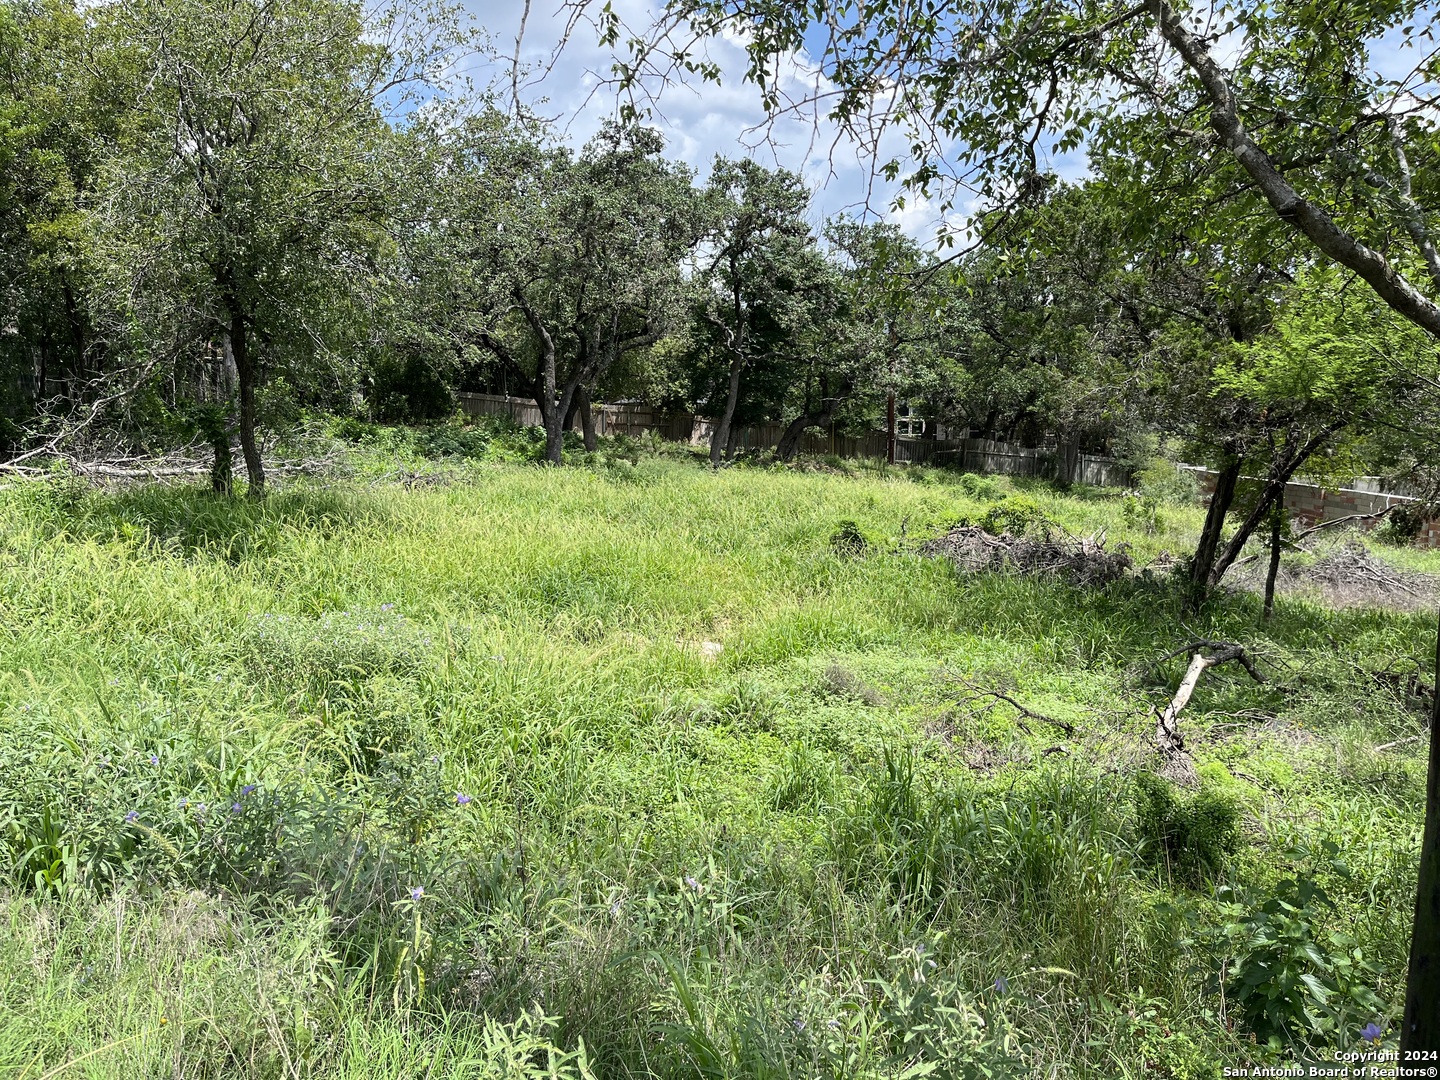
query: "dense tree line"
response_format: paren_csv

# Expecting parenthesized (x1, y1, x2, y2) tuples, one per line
(1, 0, 1435, 536)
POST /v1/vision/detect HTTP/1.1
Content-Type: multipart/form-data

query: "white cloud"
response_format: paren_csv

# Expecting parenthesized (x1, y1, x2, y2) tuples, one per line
(461, 0, 925, 236)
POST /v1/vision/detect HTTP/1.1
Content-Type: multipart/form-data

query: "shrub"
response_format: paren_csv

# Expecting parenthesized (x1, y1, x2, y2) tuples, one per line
(369, 354, 456, 423)
(830, 519, 870, 556)
(1375, 499, 1438, 545)
(957, 472, 1003, 500)
(1204, 855, 1391, 1054)
(1137, 460, 1201, 506)
(1121, 492, 1163, 534)
(1133, 772, 1242, 884)
(976, 496, 1054, 538)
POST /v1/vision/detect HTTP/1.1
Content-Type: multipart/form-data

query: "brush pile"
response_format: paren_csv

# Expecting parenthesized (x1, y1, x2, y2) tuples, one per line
(921, 525, 1133, 587)
(1274, 539, 1439, 608)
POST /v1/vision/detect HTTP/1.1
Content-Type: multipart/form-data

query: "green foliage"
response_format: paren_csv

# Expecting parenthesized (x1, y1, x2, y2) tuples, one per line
(974, 495, 1054, 537)
(1121, 492, 1162, 535)
(369, 354, 457, 423)
(1137, 460, 1200, 507)
(957, 472, 1003, 501)
(1376, 500, 1439, 546)
(0, 460, 1429, 1075)
(1133, 773, 1242, 885)
(1204, 853, 1392, 1054)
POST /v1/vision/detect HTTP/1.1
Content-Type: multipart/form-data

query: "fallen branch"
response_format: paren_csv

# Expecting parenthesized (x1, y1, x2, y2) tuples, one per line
(1152, 641, 1266, 758)
(1150, 639, 1268, 684)
(958, 685, 1075, 737)
(1234, 506, 1398, 569)
(1292, 506, 1395, 542)
(1375, 734, 1425, 752)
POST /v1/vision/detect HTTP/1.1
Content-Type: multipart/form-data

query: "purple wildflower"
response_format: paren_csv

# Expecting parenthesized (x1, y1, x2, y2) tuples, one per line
(455, 792, 472, 806)
(240, 784, 256, 796)
(684, 875, 701, 891)
(994, 977, 1009, 994)
(410, 886, 425, 901)
(149, 754, 159, 766)
(230, 802, 243, 815)
(124, 810, 140, 824)
(381, 603, 395, 612)
(1360, 1022, 1384, 1043)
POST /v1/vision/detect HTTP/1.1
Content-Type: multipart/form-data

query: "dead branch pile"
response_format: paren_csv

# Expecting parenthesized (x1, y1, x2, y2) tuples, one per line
(1, 444, 349, 484)
(1296, 540, 1433, 598)
(921, 525, 1133, 587)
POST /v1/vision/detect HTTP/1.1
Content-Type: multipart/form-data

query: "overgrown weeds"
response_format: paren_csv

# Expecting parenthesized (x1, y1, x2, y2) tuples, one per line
(0, 450, 1428, 1075)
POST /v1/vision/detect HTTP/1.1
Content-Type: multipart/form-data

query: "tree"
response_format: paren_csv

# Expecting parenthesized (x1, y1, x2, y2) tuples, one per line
(0, 0, 122, 441)
(820, 219, 961, 465)
(451, 118, 699, 464)
(85, 0, 458, 494)
(691, 158, 815, 466)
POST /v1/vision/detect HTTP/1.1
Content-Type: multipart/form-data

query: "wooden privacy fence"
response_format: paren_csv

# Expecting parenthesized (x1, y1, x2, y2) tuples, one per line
(454, 392, 1133, 486)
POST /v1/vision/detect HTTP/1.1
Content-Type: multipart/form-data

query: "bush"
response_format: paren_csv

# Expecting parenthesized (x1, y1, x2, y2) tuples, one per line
(1121, 492, 1163, 534)
(1375, 499, 1437, 545)
(957, 472, 1003, 500)
(975, 496, 1054, 537)
(1137, 459, 1201, 506)
(1133, 772, 1242, 884)
(1204, 853, 1391, 1054)
(369, 354, 456, 423)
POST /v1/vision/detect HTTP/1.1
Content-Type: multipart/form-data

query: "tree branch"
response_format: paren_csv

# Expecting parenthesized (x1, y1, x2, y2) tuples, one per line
(1151, 0, 1440, 341)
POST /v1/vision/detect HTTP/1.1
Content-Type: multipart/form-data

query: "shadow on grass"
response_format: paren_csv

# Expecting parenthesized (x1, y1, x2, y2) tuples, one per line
(57, 482, 385, 560)
(925, 559, 1436, 683)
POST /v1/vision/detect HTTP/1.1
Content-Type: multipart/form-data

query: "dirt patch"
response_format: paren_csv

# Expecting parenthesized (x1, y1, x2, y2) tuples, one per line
(921, 525, 1133, 587)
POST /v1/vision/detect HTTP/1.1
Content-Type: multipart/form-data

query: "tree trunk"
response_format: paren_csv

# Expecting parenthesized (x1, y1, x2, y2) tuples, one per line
(776, 401, 840, 462)
(1262, 500, 1284, 620)
(1188, 457, 1241, 603)
(886, 392, 897, 465)
(578, 387, 597, 452)
(515, 295, 563, 466)
(1402, 609, 1440, 1052)
(229, 307, 265, 498)
(542, 402, 565, 465)
(1207, 423, 1344, 589)
(62, 281, 85, 385)
(544, 378, 583, 466)
(710, 352, 744, 468)
(210, 332, 236, 496)
(775, 412, 818, 462)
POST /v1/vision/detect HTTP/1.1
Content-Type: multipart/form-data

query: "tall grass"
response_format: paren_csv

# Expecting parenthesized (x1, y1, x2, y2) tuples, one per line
(0, 449, 1431, 1076)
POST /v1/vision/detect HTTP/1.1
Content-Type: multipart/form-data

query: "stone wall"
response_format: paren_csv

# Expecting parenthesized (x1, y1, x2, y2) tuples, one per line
(1180, 466, 1438, 548)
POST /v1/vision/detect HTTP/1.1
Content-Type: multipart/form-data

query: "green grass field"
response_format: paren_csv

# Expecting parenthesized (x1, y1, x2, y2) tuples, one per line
(0, 436, 1433, 1079)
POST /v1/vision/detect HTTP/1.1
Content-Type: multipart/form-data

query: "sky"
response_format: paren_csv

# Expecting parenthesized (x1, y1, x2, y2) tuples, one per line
(458, 0, 1435, 243)
(460, 0, 994, 241)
